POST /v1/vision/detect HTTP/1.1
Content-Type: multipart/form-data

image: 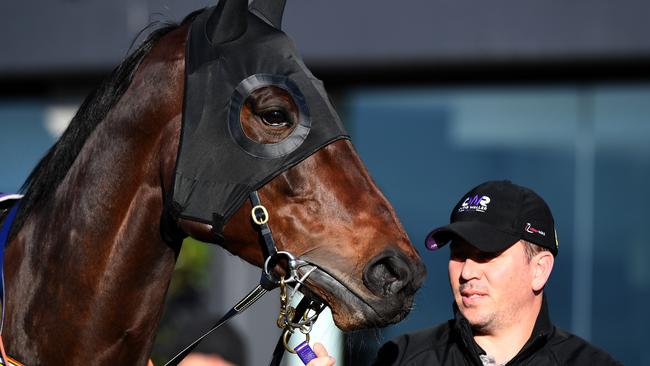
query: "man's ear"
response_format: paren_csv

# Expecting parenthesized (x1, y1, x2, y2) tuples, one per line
(531, 251, 554, 292)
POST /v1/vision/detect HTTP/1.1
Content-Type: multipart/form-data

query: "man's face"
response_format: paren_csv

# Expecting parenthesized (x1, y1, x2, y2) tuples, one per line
(448, 239, 535, 334)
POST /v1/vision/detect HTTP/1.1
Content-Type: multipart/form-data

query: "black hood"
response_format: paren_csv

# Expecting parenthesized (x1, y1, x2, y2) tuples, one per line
(172, 0, 349, 235)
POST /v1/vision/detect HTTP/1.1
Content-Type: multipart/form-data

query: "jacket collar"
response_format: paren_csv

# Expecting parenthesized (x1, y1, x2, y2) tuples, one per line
(452, 295, 554, 362)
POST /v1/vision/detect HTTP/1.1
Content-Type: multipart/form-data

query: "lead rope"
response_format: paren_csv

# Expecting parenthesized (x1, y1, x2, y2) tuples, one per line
(162, 283, 270, 366)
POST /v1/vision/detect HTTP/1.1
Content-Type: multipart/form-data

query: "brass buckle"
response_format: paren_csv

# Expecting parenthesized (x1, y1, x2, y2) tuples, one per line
(251, 204, 269, 225)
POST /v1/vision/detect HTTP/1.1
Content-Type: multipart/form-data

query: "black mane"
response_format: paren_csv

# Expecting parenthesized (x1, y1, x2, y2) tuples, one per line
(11, 11, 202, 237)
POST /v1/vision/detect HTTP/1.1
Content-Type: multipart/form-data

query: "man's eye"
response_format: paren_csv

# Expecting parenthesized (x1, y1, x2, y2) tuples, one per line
(475, 251, 500, 262)
(260, 110, 291, 127)
(450, 248, 466, 261)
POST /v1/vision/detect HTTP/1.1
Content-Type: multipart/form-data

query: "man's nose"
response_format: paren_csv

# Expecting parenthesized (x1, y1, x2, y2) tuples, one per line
(460, 258, 482, 280)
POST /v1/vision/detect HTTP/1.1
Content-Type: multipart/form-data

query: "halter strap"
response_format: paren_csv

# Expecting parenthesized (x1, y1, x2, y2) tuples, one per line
(249, 190, 278, 262)
(165, 190, 283, 366)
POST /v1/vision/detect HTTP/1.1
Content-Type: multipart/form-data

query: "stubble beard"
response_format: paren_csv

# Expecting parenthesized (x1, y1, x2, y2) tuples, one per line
(457, 283, 500, 334)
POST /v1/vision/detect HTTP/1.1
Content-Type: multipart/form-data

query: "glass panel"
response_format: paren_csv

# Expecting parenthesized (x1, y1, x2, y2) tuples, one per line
(591, 85, 650, 365)
(0, 100, 54, 192)
(344, 85, 639, 364)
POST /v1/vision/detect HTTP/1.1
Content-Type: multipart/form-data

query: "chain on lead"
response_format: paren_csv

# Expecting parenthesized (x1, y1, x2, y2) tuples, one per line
(277, 277, 296, 329)
(284, 307, 319, 334)
(276, 265, 320, 353)
(277, 266, 319, 331)
(278, 277, 305, 354)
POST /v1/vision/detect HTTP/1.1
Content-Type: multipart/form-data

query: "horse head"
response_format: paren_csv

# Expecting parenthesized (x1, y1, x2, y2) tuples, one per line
(171, 0, 426, 331)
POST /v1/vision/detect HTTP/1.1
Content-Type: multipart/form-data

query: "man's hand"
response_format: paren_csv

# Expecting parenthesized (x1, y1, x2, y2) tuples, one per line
(306, 343, 336, 366)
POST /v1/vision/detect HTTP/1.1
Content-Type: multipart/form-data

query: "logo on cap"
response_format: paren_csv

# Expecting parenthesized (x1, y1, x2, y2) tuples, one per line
(525, 223, 546, 236)
(459, 195, 491, 213)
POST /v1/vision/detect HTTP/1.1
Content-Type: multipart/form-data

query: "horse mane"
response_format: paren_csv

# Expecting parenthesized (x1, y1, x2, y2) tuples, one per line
(11, 10, 203, 237)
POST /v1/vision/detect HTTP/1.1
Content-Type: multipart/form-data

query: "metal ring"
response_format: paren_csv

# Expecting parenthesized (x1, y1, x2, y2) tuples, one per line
(251, 205, 269, 225)
(282, 329, 310, 354)
(264, 251, 298, 283)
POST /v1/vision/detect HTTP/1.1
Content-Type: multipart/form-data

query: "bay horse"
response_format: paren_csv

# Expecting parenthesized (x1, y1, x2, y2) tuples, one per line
(0, 0, 425, 365)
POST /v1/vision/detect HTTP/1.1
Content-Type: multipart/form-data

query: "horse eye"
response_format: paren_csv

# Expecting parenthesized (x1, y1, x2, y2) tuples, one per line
(260, 110, 291, 127)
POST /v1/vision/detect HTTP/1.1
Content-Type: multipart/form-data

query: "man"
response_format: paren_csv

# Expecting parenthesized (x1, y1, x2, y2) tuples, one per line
(309, 180, 620, 366)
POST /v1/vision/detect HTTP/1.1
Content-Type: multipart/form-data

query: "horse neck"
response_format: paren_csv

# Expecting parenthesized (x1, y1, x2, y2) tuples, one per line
(4, 29, 186, 365)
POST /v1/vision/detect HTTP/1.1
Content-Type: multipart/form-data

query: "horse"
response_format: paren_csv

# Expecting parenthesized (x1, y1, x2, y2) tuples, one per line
(0, 0, 426, 365)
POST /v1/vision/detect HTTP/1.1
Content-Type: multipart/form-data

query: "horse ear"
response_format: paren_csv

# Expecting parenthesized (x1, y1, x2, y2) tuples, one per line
(249, 0, 287, 29)
(207, 0, 248, 44)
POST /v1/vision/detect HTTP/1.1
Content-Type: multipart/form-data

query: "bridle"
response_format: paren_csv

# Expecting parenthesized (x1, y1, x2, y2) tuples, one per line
(164, 191, 326, 366)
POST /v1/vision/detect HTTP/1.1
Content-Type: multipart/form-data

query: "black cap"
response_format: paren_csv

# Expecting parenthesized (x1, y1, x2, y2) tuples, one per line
(425, 180, 558, 256)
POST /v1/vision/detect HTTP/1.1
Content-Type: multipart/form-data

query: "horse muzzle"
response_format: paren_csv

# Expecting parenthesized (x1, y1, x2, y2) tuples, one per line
(298, 250, 426, 331)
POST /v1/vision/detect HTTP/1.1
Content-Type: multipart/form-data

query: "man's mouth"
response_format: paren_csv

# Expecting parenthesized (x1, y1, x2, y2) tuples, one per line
(460, 290, 487, 306)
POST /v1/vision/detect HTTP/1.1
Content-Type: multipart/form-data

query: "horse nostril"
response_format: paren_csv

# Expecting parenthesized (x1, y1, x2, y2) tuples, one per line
(363, 250, 413, 297)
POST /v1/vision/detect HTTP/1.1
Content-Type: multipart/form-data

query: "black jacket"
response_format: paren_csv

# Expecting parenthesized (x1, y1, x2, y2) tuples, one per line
(372, 298, 621, 365)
